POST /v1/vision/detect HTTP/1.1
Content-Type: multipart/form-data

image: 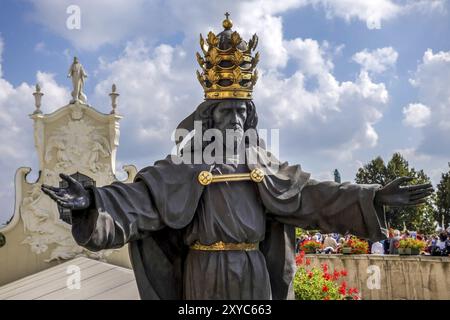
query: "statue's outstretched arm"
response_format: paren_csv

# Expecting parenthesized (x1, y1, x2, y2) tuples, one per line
(374, 177, 433, 207)
(41, 173, 91, 210)
(41, 173, 164, 251)
(270, 177, 433, 242)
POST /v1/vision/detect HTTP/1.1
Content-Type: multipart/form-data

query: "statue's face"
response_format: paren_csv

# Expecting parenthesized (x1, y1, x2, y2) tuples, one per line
(213, 100, 246, 131)
(74, 57, 78, 63)
(212, 100, 247, 154)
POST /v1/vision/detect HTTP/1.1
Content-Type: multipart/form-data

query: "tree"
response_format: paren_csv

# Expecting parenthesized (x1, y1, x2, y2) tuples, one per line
(435, 163, 450, 229)
(355, 156, 387, 185)
(355, 153, 435, 234)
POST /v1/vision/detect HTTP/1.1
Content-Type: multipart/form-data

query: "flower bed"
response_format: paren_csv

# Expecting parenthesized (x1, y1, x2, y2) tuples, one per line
(300, 240, 322, 254)
(339, 236, 369, 254)
(398, 238, 426, 255)
(294, 251, 361, 300)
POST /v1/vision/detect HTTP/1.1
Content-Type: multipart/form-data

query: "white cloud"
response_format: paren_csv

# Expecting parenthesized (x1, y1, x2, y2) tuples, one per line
(406, 0, 447, 14)
(310, 0, 401, 29)
(285, 38, 334, 76)
(407, 49, 450, 156)
(36, 72, 70, 112)
(27, 0, 162, 51)
(92, 40, 201, 163)
(310, 0, 446, 29)
(255, 38, 388, 161)
(409, 49, 450, 103)
(235, 0, 308, 70)
(26, 0, 447, 52)
(352, 47, 398, 74)
(402, 103, 431, 128)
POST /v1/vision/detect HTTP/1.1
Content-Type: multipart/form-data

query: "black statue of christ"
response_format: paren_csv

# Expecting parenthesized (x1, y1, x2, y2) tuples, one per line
(41, 15, 433, 300)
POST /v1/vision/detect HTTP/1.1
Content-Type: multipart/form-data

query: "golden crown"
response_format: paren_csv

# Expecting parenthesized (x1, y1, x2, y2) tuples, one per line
(196, 13, 259, 100)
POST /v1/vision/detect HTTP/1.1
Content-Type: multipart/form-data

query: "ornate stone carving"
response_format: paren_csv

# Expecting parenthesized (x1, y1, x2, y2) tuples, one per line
(15, 100, 135, 262)
(44, 117, 111, 174)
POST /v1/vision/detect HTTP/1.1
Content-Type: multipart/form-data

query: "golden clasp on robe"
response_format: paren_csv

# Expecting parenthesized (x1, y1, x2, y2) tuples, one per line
(197, 168, 265, 186)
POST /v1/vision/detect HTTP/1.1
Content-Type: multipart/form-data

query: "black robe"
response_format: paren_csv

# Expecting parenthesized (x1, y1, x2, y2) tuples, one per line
(71, 146, 388, 299)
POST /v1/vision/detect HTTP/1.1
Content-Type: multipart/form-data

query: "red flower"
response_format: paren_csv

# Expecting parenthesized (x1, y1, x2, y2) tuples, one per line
(322, 273, 331, 281)
(333, 270, 340, 280)
(308, 271, 313, 279)
(295, 255, 303, 266)
(348, 287, 359, 295)
(323, 296, 330, 300)
(339, 281, 347, 295)
(322, 263, 328, 273)
(340, 270, 348, 277)
(305, 258, 311, 266)
(353, 295, 360, 300)
(322, 285, 329, 292)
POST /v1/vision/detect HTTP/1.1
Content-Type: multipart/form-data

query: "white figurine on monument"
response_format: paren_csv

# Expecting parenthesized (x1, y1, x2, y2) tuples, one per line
(67, 56, 88, 104)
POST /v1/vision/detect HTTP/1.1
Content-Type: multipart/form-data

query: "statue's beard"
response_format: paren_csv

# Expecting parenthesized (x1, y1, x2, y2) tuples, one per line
(195, 126, 253, 165)
(223, 128, 244, 155)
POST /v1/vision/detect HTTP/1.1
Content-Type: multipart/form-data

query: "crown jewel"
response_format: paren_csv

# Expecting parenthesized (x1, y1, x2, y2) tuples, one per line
(196, 13, 259, 100)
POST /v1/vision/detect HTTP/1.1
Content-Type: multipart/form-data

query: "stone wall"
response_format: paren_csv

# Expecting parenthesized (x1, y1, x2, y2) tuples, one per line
(305, 254, 450, 300)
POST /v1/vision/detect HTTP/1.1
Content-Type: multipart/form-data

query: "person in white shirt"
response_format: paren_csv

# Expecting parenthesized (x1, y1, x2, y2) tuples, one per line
(371, 241, 384, 254)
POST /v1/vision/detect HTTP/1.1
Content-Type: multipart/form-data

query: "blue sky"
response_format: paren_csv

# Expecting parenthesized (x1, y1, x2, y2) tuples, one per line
(0, 0, 450, 223)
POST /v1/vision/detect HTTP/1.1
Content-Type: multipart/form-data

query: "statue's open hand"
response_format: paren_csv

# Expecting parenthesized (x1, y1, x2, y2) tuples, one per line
(374, 177, 434, 207)
(41, 173, 91, 210)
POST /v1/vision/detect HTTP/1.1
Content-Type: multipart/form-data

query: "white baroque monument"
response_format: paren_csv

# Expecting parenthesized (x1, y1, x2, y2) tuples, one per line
(0, 58, 136, 285)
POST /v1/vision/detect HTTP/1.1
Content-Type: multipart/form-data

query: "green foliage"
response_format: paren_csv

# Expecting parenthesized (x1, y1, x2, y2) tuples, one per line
(294, 252, 360, 300)
(435, 163, 450, 227)
(294, 267, 342, 300)
(398, 238, 426, 250)
(355, 152, 435, 233)
(296, 228, 305, 238)
(296, 228, 319, 237)
(355, 156, 387, 185)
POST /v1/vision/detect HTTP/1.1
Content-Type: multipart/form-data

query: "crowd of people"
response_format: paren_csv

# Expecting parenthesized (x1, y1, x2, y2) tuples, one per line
(295, 226, 450, 256)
